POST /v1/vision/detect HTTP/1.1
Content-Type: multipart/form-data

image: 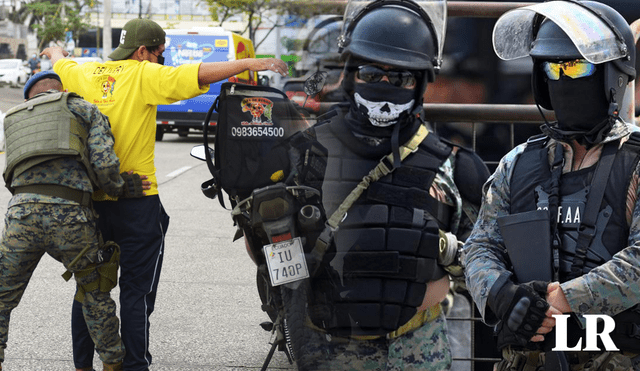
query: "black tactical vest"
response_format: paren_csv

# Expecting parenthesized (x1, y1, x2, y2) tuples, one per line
(308, 115, 454, 336)
(510, 134, 640, 351)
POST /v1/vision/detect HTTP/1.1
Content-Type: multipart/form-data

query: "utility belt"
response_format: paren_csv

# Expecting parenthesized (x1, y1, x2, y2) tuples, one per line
(14, 184, 92, 207)
(307, 303, 442, 341)
(13, 184, 118, 300)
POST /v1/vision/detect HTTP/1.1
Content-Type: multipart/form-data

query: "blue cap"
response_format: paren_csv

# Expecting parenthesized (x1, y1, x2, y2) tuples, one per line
(24, 70, 62, 99)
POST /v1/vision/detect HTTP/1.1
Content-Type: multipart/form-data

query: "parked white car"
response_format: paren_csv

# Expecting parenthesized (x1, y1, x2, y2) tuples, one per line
(0, 59, 29, 88)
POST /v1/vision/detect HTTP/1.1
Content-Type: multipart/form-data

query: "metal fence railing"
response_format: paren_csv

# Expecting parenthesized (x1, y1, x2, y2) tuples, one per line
(303, 3, 640, 370)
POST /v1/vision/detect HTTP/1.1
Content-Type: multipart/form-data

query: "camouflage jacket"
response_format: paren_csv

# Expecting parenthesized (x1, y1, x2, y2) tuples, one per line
(8, 90, 123, 207)
(464, 121, 640, 324)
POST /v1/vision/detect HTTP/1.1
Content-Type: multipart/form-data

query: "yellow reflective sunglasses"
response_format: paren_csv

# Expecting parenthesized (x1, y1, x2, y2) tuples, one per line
(542, 59, 596, 80)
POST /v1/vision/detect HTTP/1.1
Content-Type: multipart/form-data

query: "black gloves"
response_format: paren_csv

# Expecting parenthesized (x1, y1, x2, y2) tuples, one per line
(120, 172, 144, 198)
(487, 274, 550, 349)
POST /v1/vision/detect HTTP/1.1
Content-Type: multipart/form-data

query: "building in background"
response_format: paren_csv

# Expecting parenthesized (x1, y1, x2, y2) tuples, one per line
(0, 5, 28, 60)
(84, 0, 246, 33)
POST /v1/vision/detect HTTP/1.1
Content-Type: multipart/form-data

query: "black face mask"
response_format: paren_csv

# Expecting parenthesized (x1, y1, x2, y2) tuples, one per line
(547, 67, 609, 134)
(156, 54, 165, 66)
(353, 82, 416, 127)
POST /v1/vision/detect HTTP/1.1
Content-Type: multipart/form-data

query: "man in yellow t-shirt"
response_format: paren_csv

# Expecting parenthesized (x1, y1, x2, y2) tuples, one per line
(42, 18, 287, 371)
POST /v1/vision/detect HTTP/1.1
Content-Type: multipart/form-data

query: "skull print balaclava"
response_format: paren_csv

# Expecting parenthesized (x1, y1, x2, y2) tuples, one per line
(353, 82, 416, 127)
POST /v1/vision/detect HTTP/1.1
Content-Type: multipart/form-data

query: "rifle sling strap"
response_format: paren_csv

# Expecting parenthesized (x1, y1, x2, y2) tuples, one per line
(310, 125, 430, 272)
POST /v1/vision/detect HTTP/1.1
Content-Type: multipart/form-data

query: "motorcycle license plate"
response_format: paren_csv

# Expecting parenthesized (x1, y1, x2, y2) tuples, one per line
(263, 237, 309, 286)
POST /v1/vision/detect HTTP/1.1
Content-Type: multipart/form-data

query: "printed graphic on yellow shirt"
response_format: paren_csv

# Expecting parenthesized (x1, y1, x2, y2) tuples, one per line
(100, 76, 116, 99)
(241, 97, 273, 125)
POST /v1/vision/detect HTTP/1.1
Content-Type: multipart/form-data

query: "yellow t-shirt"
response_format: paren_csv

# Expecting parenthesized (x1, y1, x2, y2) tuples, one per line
(55, 59, 209, 199)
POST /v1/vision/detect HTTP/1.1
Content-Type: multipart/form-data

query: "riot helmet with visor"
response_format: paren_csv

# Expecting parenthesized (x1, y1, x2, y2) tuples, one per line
(338, 0, 446, 119)
(493, 0, 636, 143)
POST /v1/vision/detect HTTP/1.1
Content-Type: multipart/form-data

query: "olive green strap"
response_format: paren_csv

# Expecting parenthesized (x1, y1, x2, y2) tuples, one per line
(309, 125, 430, 274)
(64, 239, 121, 302)
(326, 124, 429, 228)
(62, 242, 93, 282)
(14, 184, 91, 207)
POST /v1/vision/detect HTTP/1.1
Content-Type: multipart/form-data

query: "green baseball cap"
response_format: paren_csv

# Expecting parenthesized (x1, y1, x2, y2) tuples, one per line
(109, 19, 166, 61)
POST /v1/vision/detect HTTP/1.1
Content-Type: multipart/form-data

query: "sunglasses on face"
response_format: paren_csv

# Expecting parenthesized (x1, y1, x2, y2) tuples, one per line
(356, 65, 417, 88)
(542, 59, 596, 81)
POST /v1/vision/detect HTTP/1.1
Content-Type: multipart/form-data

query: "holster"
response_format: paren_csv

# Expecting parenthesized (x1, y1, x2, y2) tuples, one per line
(498, 209, 553, 282)
(63, 240, 121, 302)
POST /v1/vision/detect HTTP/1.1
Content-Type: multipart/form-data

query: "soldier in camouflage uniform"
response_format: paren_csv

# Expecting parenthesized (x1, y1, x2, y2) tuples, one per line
(464, 2, 640, 370)
(0, 71, 148, 371)
(281, 1, 490, 369)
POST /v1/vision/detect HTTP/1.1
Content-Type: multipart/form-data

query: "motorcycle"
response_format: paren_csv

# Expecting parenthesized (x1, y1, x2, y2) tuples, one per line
(191, 71, 490, 370)
(190, 73, 328, 370)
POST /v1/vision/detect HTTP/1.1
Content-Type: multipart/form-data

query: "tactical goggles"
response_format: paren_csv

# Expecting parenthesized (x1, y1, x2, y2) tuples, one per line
(542, 59, 596, 81)
(356, 65, 417, 88)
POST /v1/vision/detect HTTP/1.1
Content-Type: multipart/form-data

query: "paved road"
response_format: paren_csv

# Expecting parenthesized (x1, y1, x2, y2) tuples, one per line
(0, 86, 476, 371)
(0, 138, 296, 370)
(0, 85, 295, 370)
(0, 85, 25, 113)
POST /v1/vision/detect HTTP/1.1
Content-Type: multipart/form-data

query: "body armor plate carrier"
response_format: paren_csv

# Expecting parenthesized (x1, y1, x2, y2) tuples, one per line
(307, 115, 454, 337)
(510, 133, 640, 352)
(3, 91, 98, 193)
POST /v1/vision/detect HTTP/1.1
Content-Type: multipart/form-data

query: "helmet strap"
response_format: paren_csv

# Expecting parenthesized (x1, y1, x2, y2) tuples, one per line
(541, 116, 616, 147)
(608, 89, 619, 119)
(536, 102, 552, 128)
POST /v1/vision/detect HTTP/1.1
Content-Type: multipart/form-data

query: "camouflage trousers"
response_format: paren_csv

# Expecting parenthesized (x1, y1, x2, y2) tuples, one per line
(496, 347, 639, 371)
(0, 203, 125, 364)
(299, 309, 452, 371)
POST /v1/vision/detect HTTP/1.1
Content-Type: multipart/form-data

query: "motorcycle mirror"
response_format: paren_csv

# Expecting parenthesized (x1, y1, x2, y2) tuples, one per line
(303, 71, 328, 98)
(190, 145, 214, 161)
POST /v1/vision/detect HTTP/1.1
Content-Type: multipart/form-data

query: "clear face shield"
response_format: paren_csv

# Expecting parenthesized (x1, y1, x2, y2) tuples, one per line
(492, 1, 629, 64)
(493, 1, 635, 123)
(339, 0, 447, 71)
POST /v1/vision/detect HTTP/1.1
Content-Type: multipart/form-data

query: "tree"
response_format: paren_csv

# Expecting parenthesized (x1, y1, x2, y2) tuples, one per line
(202, 0, 275, 45)
(28, 1, 66, 50)
(201, 0, 345, 49)
(9, 0, 94, 51)
(65, 0, 96, 51)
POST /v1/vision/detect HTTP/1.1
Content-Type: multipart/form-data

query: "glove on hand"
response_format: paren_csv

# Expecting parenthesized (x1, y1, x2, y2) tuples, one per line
(120, 172, 144, 198)
(488, 278, 550, 349)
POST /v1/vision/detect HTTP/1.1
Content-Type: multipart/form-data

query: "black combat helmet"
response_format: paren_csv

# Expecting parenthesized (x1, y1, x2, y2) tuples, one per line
(529, 1, 636, 112)
(338, 0, 446, 104)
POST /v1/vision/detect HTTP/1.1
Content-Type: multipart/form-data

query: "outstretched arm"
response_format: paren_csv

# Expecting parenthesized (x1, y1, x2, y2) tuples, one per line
(40, 46, 69, 66)
(42, 45, 289, 86)
(197, 58, 288, 86)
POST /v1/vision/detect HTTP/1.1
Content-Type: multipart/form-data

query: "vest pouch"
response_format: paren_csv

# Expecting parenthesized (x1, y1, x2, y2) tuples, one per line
(610, 305, 640, 352)
(498, 209, 553, 282)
